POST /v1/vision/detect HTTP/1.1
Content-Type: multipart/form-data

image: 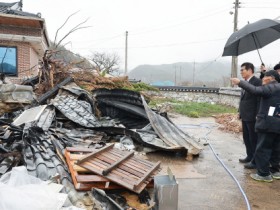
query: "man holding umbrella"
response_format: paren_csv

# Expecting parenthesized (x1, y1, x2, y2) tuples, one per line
(231, 70, 280, 182)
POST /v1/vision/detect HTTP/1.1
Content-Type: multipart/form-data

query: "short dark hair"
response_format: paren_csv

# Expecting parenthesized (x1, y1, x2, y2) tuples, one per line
(273, 64, 280, 71)
(264, 70, 280, 82)
(241, 62, 255, 73)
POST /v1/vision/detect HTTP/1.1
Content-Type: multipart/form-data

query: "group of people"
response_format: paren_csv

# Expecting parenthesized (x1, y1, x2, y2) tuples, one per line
(231, 62, 280, 182)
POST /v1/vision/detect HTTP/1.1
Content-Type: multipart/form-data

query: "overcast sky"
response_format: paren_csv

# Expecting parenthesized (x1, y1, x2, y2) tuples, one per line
(9, 0, 280, 71)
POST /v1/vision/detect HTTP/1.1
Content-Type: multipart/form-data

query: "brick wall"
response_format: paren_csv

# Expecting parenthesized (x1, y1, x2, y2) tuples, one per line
(30, 47, 39, 76)
(0, 25, 41, 37)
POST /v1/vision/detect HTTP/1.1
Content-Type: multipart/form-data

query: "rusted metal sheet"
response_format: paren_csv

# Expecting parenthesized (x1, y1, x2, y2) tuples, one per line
(77, 144, 160, 193)
(141, 95, 203, 155)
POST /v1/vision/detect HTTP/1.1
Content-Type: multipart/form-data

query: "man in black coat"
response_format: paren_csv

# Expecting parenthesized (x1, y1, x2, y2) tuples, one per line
(231, 70, 280, 182)
(260, 63, 280, 79)
(238, 63, 262, 168)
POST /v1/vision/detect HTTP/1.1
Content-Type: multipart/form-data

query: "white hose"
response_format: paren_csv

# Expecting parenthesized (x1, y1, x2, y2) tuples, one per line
(179, 123, 251, 210)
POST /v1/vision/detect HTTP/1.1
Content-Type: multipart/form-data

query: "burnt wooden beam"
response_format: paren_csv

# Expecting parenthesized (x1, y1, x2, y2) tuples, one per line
(37, 77, 74, 104)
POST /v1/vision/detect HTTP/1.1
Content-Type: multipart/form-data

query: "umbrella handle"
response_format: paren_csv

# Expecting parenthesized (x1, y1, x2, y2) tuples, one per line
(256, 48, 264, 64)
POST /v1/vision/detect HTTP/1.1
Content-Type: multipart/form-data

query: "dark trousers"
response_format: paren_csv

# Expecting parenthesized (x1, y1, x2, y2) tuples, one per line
(255, 132, 280, 176)
(242, 121, 258, 160)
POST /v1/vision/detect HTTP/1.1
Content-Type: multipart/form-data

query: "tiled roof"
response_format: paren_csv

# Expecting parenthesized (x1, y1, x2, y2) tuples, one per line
(6, 9, 40, 18)
(0, 1, 40, 18)
(0, 2, 18, 13)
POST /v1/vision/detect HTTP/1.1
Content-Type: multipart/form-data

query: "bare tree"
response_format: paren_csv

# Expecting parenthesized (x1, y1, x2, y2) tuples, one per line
(90, 52, 120, 74)
(52, 11, 91, 49)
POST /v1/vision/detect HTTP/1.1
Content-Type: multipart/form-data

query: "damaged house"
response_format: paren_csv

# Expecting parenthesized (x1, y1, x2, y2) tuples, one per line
(0, 0, 50, 83)
(0, 2, 203, 209)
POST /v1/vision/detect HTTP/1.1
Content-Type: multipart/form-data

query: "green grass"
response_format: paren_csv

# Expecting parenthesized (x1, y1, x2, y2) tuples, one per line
(149, 98, 237, 118)
(123, 82, 159, 92)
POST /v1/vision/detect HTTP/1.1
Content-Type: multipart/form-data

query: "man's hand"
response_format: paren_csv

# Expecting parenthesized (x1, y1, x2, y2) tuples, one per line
(230, 78, 240, 85)
(260, 64, 266, 73)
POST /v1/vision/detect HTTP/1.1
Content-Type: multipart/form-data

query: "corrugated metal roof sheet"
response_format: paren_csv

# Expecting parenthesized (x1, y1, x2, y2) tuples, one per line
(141, 95, 203, 155)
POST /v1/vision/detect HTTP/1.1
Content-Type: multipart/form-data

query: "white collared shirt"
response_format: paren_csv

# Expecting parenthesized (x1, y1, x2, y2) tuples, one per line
(246, 75, 253, 82)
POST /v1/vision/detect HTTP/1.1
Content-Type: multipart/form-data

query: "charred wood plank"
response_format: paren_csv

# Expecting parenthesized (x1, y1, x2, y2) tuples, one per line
(37, 77, 74, 104)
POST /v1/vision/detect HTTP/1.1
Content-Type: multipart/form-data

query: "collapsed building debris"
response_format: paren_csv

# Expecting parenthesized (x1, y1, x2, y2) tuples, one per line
(0, 50, 203, 209)
(77, 144, 160, 194)
(0, 84, 35, 115)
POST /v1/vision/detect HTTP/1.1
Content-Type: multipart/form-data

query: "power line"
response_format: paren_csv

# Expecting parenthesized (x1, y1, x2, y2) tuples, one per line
(127, 4, 232, 35)
(129, 38, 227, 49)
(242, 1, 280, 4)
(72, 33, 124, 44)
(242, 6, 280, 9)
(195, 54, 222, 75)
(67, 5, 232, 46)
(72, 37, 227, 50)
(129, 7, 232, 36)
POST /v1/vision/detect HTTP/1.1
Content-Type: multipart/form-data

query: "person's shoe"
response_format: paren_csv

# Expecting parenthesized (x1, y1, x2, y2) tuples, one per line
(250, 173, 273, 183)
(244, 162, 256, 169)
(239, 157, 251, 163)
(271, 172, 280, 180)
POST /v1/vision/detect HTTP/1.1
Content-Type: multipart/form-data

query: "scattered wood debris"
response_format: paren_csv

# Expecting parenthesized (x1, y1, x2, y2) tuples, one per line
(77, 144, 161, 194)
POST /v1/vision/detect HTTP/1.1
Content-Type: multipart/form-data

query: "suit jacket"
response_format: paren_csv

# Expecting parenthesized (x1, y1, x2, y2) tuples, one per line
(239, 76, 262, 121)
(239, 80, 280, 134)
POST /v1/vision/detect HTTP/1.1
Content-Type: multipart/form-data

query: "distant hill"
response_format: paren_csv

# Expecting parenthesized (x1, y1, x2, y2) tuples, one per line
(128, 61, 232, 87)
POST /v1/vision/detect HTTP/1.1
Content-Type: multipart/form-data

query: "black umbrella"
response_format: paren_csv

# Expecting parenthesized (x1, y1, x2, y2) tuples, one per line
(222, 19, 280, 63)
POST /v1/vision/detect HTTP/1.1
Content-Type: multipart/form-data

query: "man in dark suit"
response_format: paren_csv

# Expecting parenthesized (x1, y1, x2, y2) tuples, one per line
(231, 70, 280, 182)
(238, 62, 262, 168)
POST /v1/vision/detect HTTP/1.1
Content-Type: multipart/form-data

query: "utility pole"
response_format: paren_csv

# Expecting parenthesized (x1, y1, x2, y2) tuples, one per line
(231, 0, 240, 80)
(179, 66, 182, 85)
(174, 65, 177, 85)
(193, 60, 195, 86)
(124, 31, 128, 75)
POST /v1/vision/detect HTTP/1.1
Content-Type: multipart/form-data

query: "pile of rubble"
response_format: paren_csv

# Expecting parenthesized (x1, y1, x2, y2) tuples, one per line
(0, 51, 203, 209)
(214, 113, 242, 134)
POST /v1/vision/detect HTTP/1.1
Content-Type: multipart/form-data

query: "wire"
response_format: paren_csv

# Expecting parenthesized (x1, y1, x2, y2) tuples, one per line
(193, 54, 222, 75)
(242, 6, 280, 9)
(201, 124, 251, 210)
(130, 7, 231, 36)
(242, 1, 280, 4)
(73, 37, 227, 50)
(129, 38, 227, 49)
(128, 4, 232, 35)
(208, 142, 251, 210)
(72, 33, 124, 45)
(178, 123, 251, 210)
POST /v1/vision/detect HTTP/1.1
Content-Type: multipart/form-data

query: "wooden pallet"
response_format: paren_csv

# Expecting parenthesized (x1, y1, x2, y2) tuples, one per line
(77, 144, 161, 194)
(65, 147, 122, 191)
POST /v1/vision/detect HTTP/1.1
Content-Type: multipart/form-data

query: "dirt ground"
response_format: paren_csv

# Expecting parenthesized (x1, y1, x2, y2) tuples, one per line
(145, 113, 280, 210)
